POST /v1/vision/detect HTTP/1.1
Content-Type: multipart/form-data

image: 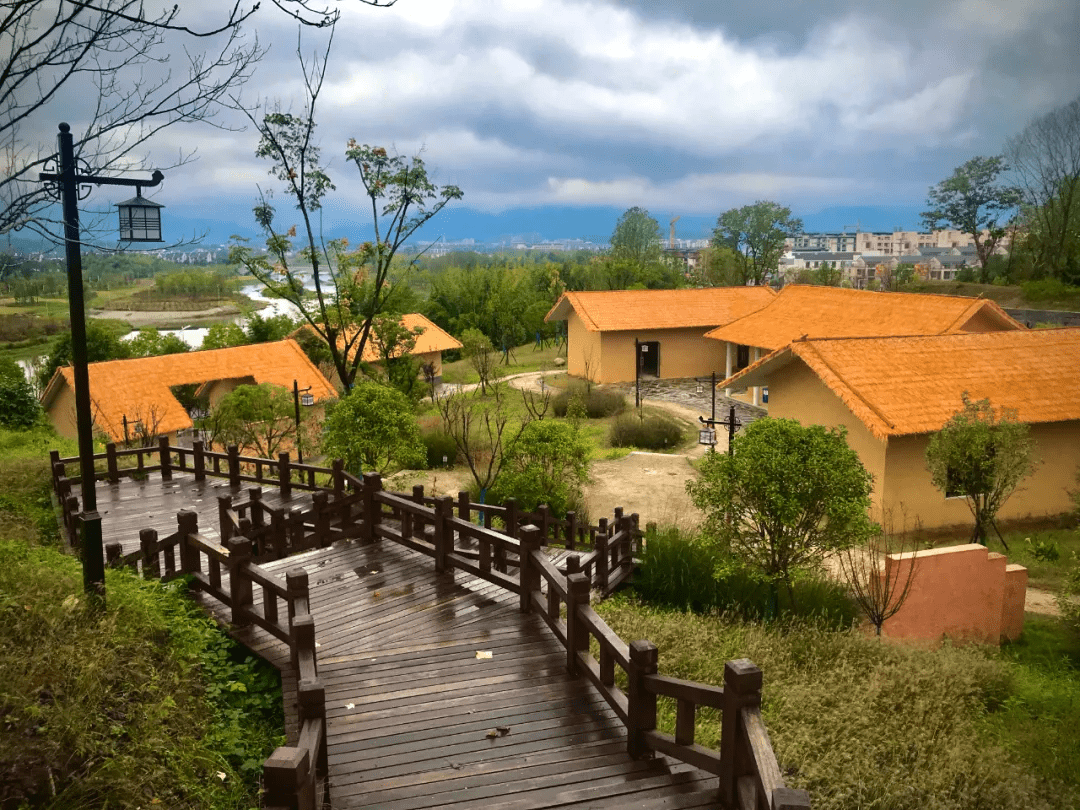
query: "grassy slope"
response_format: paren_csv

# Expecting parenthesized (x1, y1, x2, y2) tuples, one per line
(904, 279, 1080, 311)
(597, 595, 1080, 810)
(0, 427, 283, 808)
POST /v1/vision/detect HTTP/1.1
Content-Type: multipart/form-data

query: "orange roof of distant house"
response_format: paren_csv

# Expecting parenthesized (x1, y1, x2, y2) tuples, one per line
(703, 285, 1022, 351)
(41, 339, 336, 442)
(719, 328, 1080, 440)
(544, 287, 777, 332)
(300, 313, 462, 363)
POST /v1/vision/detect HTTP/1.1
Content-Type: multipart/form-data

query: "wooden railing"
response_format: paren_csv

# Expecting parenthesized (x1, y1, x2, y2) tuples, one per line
(52, 442, 639, 594)
(59, 444, 810, 810)
(103, 510, 327, 810)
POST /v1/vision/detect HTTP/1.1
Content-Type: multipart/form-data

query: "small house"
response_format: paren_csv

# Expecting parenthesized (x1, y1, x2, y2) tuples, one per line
(705, 285, 1024, 406)
(718, 328, 1080, 531)
(41, 339, 336, 445)
(544, 288, 777, 384)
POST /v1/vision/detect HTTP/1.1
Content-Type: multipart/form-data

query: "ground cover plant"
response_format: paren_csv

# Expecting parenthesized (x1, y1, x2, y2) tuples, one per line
(596, 596, 1080, 810)
(0, 426, 284, 807)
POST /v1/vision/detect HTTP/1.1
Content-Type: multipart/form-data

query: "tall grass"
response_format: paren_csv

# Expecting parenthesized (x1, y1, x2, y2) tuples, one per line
(597, 598, 1080, 810)
(634, 525, 858, 626)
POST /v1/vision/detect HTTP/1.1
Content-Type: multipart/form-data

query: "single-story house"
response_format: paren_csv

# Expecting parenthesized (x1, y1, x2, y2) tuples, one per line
(544, 287, 777, 384)
(300, 313, 462, 383)
(705, 285, 1024, 405)
(718, 328, 1080, 531)
(41, 339, 336, 445)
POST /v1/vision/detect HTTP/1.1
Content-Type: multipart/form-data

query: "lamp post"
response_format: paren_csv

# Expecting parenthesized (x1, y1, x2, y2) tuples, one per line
(39, 122, 164, 602)
(293, 379, 313, 463)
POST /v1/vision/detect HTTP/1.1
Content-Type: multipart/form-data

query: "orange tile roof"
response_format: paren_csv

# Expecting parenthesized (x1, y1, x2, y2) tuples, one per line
(703, 285, 1022, 350)
(544, 287, 777, 332)
(41, 339, 336, 442)
(721, 328, 1080, 440)
(300, 313, 462, 363)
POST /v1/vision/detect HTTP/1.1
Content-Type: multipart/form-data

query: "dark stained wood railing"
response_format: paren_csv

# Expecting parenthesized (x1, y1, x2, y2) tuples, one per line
(60, 443, 809, 810)
(103, 510, 327, 810)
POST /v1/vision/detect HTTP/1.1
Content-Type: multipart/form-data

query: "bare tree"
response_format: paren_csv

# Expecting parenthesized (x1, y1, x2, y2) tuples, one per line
(520, 387, 551, 421)
(230, 31, 462, 392)
(435, 387, 532, 499)
(1, 0, 395, 246)
(836, 512, 920, 636)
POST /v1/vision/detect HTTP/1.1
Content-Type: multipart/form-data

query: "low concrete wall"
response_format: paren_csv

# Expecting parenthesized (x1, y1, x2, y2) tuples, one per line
(881, 544, 1026, 645)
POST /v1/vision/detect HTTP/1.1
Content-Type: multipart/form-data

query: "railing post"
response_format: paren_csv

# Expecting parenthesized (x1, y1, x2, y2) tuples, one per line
(565, 510, 577, 550)
(218, 494, 233, 544)
(226, 534, 253, 628)
(289, 508, 306, 552)
(177, 509, 199, 575)
(297, 671, 328, 783)
(49, 450, 61, 486)
(565, 572, 590, 675)
(286, 569, 310, 628)
(64, 495, 79, 546)
(457, 490, 470, 523)
(332, 458, 344, 499)
(250, 486, 264, 529)
(721, 658, 763, 806)
(106, 541, 122, 568)
(362, 472, 382, 543)
(595, 517, 609, 591)
(158, 435, 171, 481)
(433, 495, 453, 573)
(105, 442, 119, 483)
(227, 444, 240, 488)
(518, 524, 541, 613)
(311, 491, 330, 544)
(263, 747, 311, 810)
(193, 440, 206, 482)
(505, 497, 519, 539)
(140, 528, 160, 580)
(627, 639, 659, 759)
(632, 513, 642, 556)
(278, 452, 291, 499)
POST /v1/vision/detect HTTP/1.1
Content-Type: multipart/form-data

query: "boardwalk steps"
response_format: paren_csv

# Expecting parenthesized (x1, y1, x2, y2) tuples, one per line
(52, 442, 811, 810)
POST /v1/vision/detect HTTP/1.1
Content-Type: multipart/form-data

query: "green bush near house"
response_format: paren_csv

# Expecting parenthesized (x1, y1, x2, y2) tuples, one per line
(422, 428, 458, 469)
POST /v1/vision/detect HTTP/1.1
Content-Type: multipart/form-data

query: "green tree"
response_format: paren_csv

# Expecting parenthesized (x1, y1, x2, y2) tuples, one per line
(126, 328, 190, 358)
(925, 393, 1035, 547)
(231, 43, 463, 394)
(689, 245, 742, 287)
(610, 207, 663, 268)
(1005, 96, 1080, 283)
(369, 314, 424, 399)
(0, 358, 41, 429)
(460, 328, 499, 394)
(686, 418, 876, 609)
(244, 312, 295, 344)
(208, 383, 297, 459)
(922, 156, 1022, 279)
(201, 322, 248, 350)
(488, 420, 589, 518)
(321, 381, 424, 473)
(712, 201, 803, 286)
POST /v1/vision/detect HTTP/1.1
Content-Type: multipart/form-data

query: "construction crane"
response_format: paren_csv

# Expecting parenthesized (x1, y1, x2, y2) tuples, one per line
(669, 216, 681, 249)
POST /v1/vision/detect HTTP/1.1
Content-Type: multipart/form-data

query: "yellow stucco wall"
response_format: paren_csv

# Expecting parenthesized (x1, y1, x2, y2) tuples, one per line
(882, 421, 1080, 530)
(766, 359, 890, 515)
(46, 381, 79, 440)
(567, 313, 604, 381)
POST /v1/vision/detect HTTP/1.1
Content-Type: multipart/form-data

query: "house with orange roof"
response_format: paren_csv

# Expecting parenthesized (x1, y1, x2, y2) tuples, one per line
(41, 339, 337, 445)
(544, 288, 777, 384)
(297, 313, 462, 384)
(705, 285, 1024, 407)
(718, 328, 1080, 530)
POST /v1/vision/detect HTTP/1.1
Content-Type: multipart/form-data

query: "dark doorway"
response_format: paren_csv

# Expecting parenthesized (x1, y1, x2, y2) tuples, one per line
(638, 341, 660, 377)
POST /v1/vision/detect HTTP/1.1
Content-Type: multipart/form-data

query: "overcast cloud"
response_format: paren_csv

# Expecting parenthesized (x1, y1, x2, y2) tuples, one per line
(25, 0, 1080, 241)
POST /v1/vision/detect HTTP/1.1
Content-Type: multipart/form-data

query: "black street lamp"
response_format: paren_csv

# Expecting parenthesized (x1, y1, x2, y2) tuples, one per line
(39, 122, 164, 602)
(293, 379, 313, 463)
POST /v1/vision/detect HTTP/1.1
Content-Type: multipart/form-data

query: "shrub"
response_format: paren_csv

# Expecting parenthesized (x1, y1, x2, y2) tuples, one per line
(487, 420, 589, 517)
(635, 525, 857, 625)
(422, 429, 458, 468)
(1021, 278, 1080, 303)
(552, 383, 626, 419)
(609, 412, 684, 450)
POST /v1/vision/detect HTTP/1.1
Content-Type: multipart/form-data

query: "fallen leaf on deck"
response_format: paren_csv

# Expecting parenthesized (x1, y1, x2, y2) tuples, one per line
(486, 726, 511, 738)
(345, 702, 355, 710)
(475, 650, 492, 659)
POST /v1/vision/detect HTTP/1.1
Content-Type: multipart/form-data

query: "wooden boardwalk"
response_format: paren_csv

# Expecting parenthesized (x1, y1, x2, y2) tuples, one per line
(78, 473, 722, 808)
